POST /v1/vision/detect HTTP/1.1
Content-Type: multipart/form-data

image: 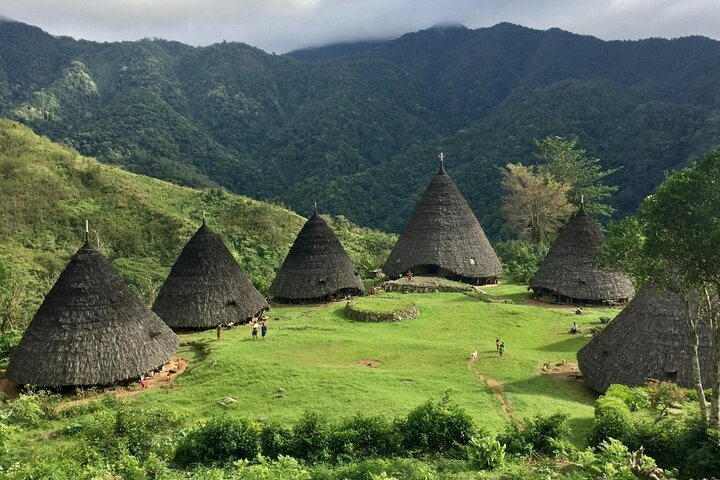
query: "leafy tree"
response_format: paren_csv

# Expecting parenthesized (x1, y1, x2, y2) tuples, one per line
(500, 162, 574, 243)
(535, 136, 620, 220)
(602, 150, 720, 427)
(638, 150, 720, 427)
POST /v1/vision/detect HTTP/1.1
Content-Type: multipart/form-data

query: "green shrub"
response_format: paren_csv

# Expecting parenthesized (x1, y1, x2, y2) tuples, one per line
(682, 427, 720, 480)
(81, 405, 182, 461)
(328, 413, 400, 460)
(401, 391, 477, 454)
(589, 396, 633, 446)
(465, 436, 505, 470)
(497, 412, 570, 457)
(2, 390, 60, 427)
(175, 416, 260, 465)
(604, 384, 650, 411)
(322, 458, 437, 480)
(578, 438, 646, 480)
(260, 421, 294, 459)
(291, 411, 331, 463)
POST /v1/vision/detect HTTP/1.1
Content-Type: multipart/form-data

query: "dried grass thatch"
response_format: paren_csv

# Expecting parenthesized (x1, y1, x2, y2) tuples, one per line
(152, 221, 269, 329)
(577, 285, 713, 393)
(270, 213, 364, 303)
(530, 207, 634, 304)
(7, 240, 178, 388)
(383, 165, 502, 284)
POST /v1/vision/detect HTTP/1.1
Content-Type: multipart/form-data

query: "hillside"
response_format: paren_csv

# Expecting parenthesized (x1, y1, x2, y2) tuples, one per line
(0, 120, 395, 332)
(1, 20, 720, 235)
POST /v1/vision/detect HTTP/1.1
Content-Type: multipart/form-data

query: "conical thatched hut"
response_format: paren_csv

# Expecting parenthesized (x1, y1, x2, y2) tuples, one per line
(152, 220, 269, 329)
(577, 285, 713, 393)
(7, 239, 178, 388)
(383, 162, 502, 284)
(529, 207, 634, 304)
(270, 213, 364, 303)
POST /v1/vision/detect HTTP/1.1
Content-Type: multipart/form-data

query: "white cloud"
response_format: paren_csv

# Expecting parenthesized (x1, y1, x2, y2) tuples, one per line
(2, 0, 719, 52)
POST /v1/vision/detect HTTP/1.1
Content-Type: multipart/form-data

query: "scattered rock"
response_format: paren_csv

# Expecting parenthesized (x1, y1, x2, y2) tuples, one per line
(219, 396, 237, 406)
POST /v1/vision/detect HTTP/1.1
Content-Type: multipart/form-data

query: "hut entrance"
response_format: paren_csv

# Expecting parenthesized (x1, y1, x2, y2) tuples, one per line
(411, 264, 439, 276)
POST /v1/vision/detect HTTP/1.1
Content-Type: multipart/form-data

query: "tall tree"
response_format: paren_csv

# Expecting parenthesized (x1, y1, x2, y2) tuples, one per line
(500, 163, 574, 243)
(535, 136, 619, 220)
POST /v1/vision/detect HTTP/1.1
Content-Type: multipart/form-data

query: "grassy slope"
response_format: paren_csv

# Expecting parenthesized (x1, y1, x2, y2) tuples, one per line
(134, 285, 617, 445)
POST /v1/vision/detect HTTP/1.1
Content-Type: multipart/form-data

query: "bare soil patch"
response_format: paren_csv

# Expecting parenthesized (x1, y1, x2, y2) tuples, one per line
(542, 361, 582, 380)
(1, 356, 187, 404)
(467, 356, 513, 419)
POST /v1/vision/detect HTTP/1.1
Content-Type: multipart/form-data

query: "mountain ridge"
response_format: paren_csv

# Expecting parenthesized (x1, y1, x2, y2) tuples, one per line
(1, 19, 719, 236)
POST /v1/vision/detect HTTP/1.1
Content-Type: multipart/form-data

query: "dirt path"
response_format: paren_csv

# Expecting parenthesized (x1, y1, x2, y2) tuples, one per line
(1, 356, 187, 404)
(467, 356, 513, 419)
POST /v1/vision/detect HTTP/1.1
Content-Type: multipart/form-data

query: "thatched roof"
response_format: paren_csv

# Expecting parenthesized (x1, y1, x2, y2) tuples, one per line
(269, 213, 364, 302)
(577, 285, 713, 393)
(152, 221, 269, 329)
(529, 207, 634, 303)
(7, 240, 178, 387)
(383, 164, 502, 283)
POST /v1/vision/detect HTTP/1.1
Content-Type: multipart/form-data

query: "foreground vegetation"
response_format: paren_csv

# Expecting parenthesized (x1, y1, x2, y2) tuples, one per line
(0, 286, 636, 478)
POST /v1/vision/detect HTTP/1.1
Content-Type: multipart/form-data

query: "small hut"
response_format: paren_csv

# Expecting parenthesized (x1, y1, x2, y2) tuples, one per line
(577, 285, 713, 392)
(383, 157, 502, 284)
(270, 213, 364, 303)
(7, 238, 178, 388)
(152, 220, 269, 329)
(529, 206, 634, 305)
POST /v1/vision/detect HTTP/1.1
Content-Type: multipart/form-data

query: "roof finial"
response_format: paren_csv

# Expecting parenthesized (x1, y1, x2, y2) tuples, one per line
(202, 210, 206, 224)
(314, 201, 318, 216)
(579, 194, 585, 213)
(439, 152, 445, 167)
(85, 219, 89, 242)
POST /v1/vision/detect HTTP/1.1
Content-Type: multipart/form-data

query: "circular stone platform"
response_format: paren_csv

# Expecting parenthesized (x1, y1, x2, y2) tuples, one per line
(344, 295, 419, 322)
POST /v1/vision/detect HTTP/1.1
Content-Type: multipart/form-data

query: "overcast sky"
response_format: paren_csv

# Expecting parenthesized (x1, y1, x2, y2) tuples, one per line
(2, 0, 719, 53)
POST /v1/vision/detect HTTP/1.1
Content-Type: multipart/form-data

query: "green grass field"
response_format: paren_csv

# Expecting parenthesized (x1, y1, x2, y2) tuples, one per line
(134, 285, 618, 446)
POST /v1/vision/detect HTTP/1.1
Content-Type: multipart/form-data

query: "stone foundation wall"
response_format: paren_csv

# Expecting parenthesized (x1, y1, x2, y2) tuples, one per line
(344, 302, 419, 322)
(381, 282, 471, 294)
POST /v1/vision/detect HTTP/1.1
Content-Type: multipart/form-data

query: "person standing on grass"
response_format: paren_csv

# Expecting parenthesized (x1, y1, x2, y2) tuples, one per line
(252, 321, 259, 340)
(496, 338, 500, 352)
(261, 319, 268, 340)
(216, 323, 222, 340)
(499, 341, 505, 357)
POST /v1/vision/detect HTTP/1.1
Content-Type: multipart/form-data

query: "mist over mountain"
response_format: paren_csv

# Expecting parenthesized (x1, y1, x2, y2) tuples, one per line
(1, 19, 719, 236)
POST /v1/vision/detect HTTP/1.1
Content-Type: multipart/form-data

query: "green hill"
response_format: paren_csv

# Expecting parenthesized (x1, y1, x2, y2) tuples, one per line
(1, 20, 719, 236)
(0, 120, 395, 335)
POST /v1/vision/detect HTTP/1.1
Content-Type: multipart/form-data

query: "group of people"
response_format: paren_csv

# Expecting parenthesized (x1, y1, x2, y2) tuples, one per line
(215, 317, 269, 340)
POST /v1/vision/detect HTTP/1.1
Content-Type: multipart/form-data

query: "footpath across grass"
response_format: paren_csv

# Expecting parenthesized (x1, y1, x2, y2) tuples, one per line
(136, 285, 618, 446)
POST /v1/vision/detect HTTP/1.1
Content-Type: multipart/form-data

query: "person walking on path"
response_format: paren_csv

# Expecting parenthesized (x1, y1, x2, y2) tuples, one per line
(252, 321, 259, 340)
(261, 319, 268, 340)
(499, 342, 506, 357)
(216, 323, 222, 340)
(496, 338, 500, 352)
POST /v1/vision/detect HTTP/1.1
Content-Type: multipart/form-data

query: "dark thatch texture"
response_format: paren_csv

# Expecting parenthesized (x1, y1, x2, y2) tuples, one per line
(270, 213, 364, 303)
(577, 285, 713, 393)
(383, 165, 502, 283)
(7, 240, 178, 388)
(152, 221, 269, 329)
(529, 208, 634, 304)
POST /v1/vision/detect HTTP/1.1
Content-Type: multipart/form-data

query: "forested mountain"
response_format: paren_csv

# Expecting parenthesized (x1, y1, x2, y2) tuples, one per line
(2, 20, 719, 236)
